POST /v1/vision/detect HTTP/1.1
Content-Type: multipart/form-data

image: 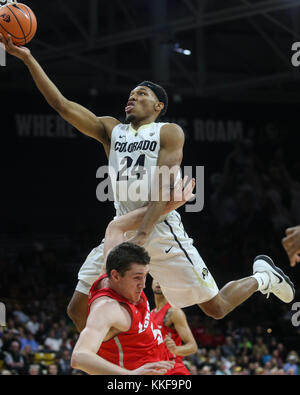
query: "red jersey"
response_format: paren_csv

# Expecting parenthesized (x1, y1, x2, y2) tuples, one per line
(88, 275, 169, 371)
(152, 303, 191, 375)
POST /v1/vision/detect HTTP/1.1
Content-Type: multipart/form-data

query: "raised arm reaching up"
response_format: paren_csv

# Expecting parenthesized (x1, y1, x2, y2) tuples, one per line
(0, 33, 119, 154)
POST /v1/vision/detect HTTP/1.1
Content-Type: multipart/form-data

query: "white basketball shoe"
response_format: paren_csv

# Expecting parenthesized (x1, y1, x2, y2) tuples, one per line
(253, 255, 295, 303)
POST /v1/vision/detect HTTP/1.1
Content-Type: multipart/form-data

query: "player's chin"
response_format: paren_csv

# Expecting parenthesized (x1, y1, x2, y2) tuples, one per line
(125, 113, 136, 123)
(133, 292, 142, 302)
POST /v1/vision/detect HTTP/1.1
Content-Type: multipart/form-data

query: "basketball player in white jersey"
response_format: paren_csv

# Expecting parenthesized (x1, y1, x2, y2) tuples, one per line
(1, 33, 295, 332)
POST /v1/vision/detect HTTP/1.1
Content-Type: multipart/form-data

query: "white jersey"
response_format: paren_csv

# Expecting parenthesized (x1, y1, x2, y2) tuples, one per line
(109, 121, 166, 216)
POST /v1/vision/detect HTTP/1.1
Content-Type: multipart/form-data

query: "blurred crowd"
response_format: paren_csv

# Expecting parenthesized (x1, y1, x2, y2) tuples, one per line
(0, 301, 299, 375)
(184, 316, 300, 375)
(0, 300, 83, 375)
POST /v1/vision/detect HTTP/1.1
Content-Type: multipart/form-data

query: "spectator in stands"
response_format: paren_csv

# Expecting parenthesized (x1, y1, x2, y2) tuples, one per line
(22, 344, 36, 371)
(58, 350, 72, 375)
(28, 364, 41, 375)
(271, 349, 284, 368)
(47, 363, 59, 375)
(188, 364, 198, 375)
(44, 329, 62, 352)
(60, 330, 72, 351)
(252, 337, 269, 358)
(26, 315, 40, 335)
(277, 342, 288, 361)
(19, 330, 39, 353)
(4, 340, 25, 374)
(283, 354, 299, 375)
(35, 322, 47, 344)
(12, 305, 29, 325)
(200, 365, 212, 375)
(5, 319, 18, 336)
(221, 336, 237, 358)
(215, 361, 231, 375)
(238, 336, 253, 356)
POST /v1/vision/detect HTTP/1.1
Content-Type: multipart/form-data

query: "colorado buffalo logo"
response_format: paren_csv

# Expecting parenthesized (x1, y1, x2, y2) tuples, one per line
(202, 267, 209, 280)
(0, 13, 10, 22)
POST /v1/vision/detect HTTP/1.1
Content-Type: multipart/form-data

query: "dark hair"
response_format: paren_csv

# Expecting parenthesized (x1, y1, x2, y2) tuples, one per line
(137, 81, 168, 119)
(106, 242, 150, 277)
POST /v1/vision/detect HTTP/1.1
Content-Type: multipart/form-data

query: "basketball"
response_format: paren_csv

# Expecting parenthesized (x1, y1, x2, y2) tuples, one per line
(0, 2, 37, 46)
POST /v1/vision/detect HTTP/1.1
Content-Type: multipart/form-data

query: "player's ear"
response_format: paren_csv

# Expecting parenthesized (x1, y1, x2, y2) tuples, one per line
(110, 269, 120, 282)
(155, 102, 164, 113)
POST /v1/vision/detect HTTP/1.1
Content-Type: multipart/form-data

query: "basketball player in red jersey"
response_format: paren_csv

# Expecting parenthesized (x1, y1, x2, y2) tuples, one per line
(1, 34, 295, 334)
(151, 279, 197, 375)
(71, 242, 174, 375)
(71, 183, 193, 374)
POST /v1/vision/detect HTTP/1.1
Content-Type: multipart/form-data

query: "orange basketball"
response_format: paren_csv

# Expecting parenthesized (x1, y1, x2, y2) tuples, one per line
(0, 2, 37, 46)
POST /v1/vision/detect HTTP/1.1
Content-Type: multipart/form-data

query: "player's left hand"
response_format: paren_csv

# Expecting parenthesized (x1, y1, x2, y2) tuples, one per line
(164, 335, 177, 354)
(164, 176, 196, 213)
(282, 225, 300, 267)
(127, 177, 195, 246)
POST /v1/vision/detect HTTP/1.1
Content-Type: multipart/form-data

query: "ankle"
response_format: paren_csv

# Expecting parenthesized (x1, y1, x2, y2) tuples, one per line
(252, 272, 270, 291)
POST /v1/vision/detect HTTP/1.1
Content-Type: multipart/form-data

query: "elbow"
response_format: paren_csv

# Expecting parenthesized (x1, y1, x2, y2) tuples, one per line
(105, 219, 119, 238)
(71, 351, 82, 370)
(51, 96, 68, 114)
(190, 342, 198, 355)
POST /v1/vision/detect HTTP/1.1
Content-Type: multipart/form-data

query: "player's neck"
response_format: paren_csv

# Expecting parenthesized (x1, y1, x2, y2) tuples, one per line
(154, 294, 167, 310)
(130, 116, 157, 131)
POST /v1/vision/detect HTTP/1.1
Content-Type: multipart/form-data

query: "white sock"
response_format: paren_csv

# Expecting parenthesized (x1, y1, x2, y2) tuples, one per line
(252, 272, 270, 291)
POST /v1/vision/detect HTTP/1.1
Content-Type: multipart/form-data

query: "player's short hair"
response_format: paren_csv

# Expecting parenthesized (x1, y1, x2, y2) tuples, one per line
(137, 81, 168, 118)
(106, 242, 150, 277)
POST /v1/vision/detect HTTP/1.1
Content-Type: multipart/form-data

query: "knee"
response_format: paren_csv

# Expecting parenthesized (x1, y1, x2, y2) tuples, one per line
(67, 300, 77, 321)
(67, 291, 89, 331)
(206, 308, 225, 320)
(67, 302, 86, 332)
(199, 297, 226, 320)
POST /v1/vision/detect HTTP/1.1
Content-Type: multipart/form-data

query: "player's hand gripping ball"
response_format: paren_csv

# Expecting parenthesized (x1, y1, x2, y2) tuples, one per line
(0, 1, 37, 45)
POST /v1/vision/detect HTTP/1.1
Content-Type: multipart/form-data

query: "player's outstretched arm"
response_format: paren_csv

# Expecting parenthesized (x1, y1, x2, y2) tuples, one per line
(71, 297, 174, 375)
(0, 33, 119, 146)
(164, 309, 198, 357)
(128, 123, 185, 246)
(282, 225, 300, 267)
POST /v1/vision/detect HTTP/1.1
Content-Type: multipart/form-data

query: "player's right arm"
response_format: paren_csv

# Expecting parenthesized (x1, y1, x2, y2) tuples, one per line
(103, 177, 195, 261)
(164, 308, 198, 357)
(0, 34, 119, 147)
(71, 297, 173, 375)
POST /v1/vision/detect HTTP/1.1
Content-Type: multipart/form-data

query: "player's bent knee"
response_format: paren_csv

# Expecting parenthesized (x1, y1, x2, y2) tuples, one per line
(201, 306, 225, 320)
(208, 310, 225, 320)
(198, 295, 226, 320)
(67, 290, 89, 331)
(67, 301, 76, 321)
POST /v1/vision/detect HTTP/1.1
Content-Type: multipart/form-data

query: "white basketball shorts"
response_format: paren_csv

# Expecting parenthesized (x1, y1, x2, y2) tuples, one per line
(76, 210, 219, 308)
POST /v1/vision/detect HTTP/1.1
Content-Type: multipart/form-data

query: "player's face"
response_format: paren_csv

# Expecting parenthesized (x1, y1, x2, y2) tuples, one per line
(152, 279, 162, 294)
(125, 86, 159, 122)
(118, 263, 149, 304)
